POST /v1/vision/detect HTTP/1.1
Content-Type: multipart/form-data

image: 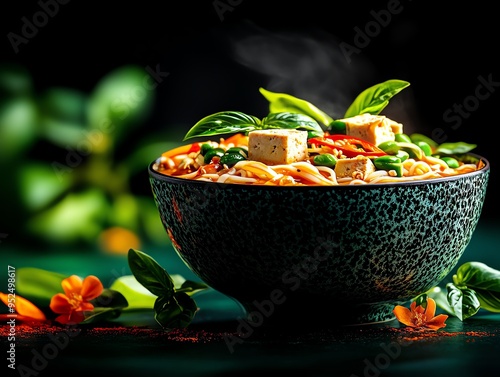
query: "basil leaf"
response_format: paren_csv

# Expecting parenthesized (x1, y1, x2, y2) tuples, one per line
(453, 261, 500, 312)
(16, 267, 66, 307)
(446, 283, 480, 320)
(261, 112, 324, 138)
(183, 111, 261, 140)
(434, 141, 477, 155)
(82, 289, 129, 324)
(81, 308, 124, 324)
(344, 79, 410, 118)
(109, 275, 157, 310)
(414, 293, 428, 308)
(154, 292, 198, 330)
(178, 280, 209, 296)
(471, 290, 500, 313)
(259, 87, 334, 127)
(127, 248, 174, 297)
(425, 286, 455, 315)
(91, 288, 129, 309)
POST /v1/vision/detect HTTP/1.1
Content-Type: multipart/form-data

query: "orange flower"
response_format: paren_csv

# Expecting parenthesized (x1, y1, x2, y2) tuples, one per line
(393, 297, 448, 330)
(50, 275, 103, 325)
(0, 292, 46, 322)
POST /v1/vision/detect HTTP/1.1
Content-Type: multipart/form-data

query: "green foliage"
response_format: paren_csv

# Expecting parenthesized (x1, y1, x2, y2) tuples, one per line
(259, 87, 334, 127)
(428, 261, 500, 320)
(16, 267, 66, 307)
(12, 261, 207, 329)
(127, 248, 208, 330)
(0, 63, 168, 249)
(183, 111, 261, 140)
(183, 110, 324, 140)
(344, 79, 410, 118)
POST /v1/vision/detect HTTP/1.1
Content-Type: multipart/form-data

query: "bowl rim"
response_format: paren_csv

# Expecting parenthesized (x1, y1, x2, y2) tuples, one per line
(148, 153, 490, 190)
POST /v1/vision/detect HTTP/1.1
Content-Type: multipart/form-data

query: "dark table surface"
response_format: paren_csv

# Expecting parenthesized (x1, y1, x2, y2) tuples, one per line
(2, 218, 500, 377)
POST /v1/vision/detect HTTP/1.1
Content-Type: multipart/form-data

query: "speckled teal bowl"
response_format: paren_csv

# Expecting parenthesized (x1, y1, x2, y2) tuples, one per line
(148, 155, 490, 327)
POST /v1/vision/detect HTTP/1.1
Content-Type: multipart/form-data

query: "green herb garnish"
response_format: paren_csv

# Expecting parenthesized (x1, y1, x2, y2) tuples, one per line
(127, 248, 208, 330)
(183, 79, 410, 140)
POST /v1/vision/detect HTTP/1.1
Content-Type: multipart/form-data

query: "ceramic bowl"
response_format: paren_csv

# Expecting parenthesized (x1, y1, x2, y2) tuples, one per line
(148, 155, 490, 327)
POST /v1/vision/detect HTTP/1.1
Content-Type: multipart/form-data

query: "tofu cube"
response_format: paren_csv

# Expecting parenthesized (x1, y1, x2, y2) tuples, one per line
(248, 129, 309, 165)
(340, 114, 400, 146)
(334, 155, 376, 180)
(388, 118, 403, 135)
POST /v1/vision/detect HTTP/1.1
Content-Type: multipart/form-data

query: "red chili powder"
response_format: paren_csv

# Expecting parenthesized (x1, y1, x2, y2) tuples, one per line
(0, 321, 235, 343)
(387, 327, 494, 342)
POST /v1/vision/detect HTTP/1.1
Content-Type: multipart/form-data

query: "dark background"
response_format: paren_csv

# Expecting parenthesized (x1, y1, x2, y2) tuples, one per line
(1, 0, 498, 222)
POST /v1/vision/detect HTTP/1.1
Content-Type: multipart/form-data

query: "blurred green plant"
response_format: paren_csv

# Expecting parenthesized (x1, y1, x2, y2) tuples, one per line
(0, 63, 177, 251)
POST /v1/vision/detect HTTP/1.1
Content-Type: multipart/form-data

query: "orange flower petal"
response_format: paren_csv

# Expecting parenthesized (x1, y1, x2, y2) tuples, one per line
(61, 275, 83, 296)
(55, 311, 86, 325)
(393, 305, 416, 327)
(0, 292, 46, 321)
(425, 314, 448, 330)
(0, 292, 9, 306)
(424, 297, 437, 321)
(79, 302, 94, 311)
(50, 293, 72, 314)
(81, 275, 103, 301)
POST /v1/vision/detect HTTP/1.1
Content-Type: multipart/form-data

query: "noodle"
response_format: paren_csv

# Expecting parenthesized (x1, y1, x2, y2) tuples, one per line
(153, 134, 483, 186)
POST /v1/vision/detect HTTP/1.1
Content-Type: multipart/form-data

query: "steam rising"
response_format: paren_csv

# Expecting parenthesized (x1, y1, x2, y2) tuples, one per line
(228, 24, 378, 119)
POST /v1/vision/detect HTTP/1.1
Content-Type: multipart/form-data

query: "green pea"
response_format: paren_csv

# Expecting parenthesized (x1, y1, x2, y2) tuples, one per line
(395, 150, 409, 162)
(410, 133, 439, 148)
(203, 148, 224, 164)
(415, 141, 432, 156)
(313, 153, 337, 167)
(377, 140, 400, 154)
(226, 147, 248, 158)
(220, 152, 247, 166)
(396, 142, 423, 160)
(200, 143, 214, 156)
(374, 155, 402, 165)
(441, 156, 460, 168)
(395, 133, 412, 143)
(328, 120, 346, 134)
(374, 156, 403, 177)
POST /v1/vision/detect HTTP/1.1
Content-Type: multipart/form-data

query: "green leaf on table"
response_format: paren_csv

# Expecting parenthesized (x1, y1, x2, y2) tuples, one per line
(81, 307, 123, 324)
(16, 268, 66, 307)
(344, 79, 410, 118)
(82, 288, 129, 324)
(110, 275, 157, 310)
(183, 111, 261, 140)
(453, 261, 500, 313)
(177, 279, 209, 296)
(446, 283, 481, 320)
(259, 87, 333, 127)
(261, 112, 324, 138)
(127, 249, 175, 297)
(127, 249, 209, 330)
(92, 288, 129, 309)
(414, 293, 428, 308)
(154, 292, 198, 330)
(425, 286, 455, 315)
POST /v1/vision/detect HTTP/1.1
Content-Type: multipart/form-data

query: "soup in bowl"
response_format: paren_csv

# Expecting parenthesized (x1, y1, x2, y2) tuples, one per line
(148, 120, 490, 326)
